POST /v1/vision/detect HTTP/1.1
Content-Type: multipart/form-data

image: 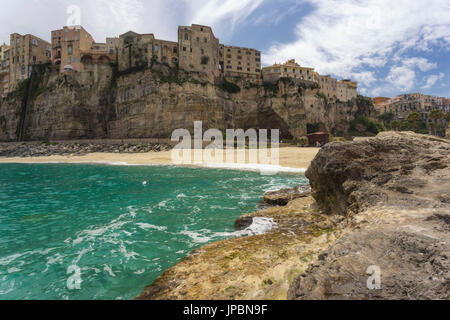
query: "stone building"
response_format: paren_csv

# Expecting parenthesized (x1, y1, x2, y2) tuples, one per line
(118, 24, 261, 84)
(178, 25, 220, 81)
(263, 59, 357, 102)
(317, 74, 337, 99)
(118, 31, 178, 71)
(219, 45, 262, 84)
(0, 43, 10, 97)
(9, 33, 51, 91)
(51, 26, 117, 73)
(336, 79, 358, 102)
(374, 93, 448, 120)
(372, 97, 392, 114)
(262, 59, 315, 83)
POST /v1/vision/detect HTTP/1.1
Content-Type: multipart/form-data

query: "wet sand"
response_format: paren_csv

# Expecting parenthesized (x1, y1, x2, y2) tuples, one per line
(0, 147, 320, 170)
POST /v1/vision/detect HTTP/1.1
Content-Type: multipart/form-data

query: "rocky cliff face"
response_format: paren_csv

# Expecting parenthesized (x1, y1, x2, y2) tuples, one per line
(0, 64, 374, 142)
(288, 132, 450, 299)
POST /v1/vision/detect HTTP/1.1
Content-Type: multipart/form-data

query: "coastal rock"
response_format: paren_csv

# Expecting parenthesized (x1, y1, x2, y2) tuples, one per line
(136, 196, 341, 300)
(306, 131, 450, 215)
(288, 132, 450, 300)
(0, 141, 171, 157)
(261, 185, 311, 206)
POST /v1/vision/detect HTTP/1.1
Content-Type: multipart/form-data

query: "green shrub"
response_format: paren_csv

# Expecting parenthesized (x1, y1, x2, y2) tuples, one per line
(217, 78, 241, 94)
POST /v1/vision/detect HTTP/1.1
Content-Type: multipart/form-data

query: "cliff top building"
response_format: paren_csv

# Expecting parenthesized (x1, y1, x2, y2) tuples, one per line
(262, 59, 358, 102)
(262, 59, 315, 83)
(51, 26, 118, 73)
(117, 24, 261, 84)
(219, 44, 262, 84)
(9, 33, 51, 90)
(0, 43, 10, 98)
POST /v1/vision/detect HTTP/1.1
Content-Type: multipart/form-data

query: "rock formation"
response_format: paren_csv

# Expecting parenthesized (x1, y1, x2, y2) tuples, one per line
(288, 132, 450, 299)
(0, 64, 375, 142)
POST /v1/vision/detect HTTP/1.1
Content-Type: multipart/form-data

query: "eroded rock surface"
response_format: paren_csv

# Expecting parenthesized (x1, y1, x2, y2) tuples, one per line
(261, 185, 311, 207)
(288, 132, 450, 300)
(136, 196, 342, 300)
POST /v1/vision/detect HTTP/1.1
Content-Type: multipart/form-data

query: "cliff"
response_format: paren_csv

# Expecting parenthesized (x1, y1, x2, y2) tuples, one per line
(0, 63, 374, 142)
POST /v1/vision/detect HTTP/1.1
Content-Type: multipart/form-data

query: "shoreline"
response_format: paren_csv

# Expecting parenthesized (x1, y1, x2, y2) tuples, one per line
(0, 147, 320, 172)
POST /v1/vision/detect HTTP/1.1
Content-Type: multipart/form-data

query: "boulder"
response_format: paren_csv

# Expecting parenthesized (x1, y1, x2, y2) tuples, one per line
(261, 185, 311, 206)
(289, 132, 450, 300)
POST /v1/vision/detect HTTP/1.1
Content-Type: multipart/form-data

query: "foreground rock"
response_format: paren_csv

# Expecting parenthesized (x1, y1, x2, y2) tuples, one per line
(261, 185, 311, 207)
(288, 132, 450, 300)
(0, 142, 171, 157)
(136, 196, 343, 300)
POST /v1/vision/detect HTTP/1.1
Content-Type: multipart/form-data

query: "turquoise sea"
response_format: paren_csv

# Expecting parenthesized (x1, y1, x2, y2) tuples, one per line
(0, 163, 308, 300)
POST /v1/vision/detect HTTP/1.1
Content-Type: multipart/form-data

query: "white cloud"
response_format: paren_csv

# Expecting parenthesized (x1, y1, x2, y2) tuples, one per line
(264, 0, 450, 80)
(403, 57, 437, 72)
(386, 66, 416, 91)
(422, 72, 444, 89)
(351, 71, 376, 86)
(183, 0, 264, 39)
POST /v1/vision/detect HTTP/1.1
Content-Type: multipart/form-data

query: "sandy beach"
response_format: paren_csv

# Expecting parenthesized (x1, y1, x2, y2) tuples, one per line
(0, 147, 320, 170)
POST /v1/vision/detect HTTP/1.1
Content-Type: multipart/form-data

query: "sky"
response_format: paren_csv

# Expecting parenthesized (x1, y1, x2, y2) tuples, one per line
(1, 0, 449, 98)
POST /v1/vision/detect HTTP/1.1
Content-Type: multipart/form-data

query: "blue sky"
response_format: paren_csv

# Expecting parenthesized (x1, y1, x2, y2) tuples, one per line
(1, 0, 449, 98)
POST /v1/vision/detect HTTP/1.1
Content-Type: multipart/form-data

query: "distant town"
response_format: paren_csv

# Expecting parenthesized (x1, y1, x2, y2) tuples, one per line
(0, 23, 447, 117)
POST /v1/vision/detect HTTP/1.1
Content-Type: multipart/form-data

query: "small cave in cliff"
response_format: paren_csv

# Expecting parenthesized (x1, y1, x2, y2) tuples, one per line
(257, 111, 294, 140)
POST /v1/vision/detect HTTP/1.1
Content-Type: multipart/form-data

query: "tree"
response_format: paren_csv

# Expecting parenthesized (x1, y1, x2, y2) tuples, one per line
(445, 111, 450, 122)
(379, 112, 394, 125)
(390, 120, 401, 131)
(407, 112, 421, 131)
(428, 110, 445, 136)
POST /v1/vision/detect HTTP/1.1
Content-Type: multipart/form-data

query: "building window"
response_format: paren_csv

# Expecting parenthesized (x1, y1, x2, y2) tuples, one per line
(185, 33, 189, 40)
(68, 45, 73, 55)
(183, 47, 186, 51)
(204, 38, 207, 43)
(32, 39, 38, 46)
(201, 56, 209, 65)
(255, 58, 260, 62)
(154, 45, 159, 52)
(173, 47, 177, 53)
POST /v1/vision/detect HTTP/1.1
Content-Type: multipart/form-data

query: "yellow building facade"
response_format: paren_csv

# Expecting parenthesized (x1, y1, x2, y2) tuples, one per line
(0, 43, 10, 97)
(9, 33, 51, 91)
(51, 26, 117, 73)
